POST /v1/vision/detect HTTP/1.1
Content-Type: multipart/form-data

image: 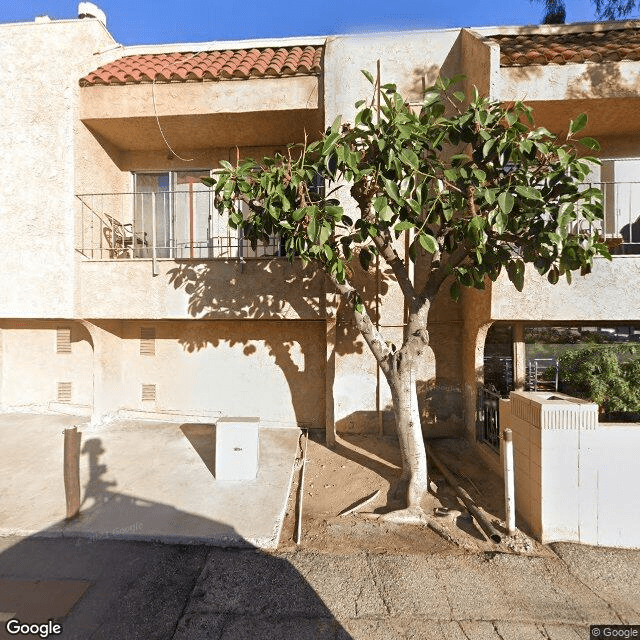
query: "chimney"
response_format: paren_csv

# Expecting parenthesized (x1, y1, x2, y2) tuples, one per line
(78, 2, 107, 27)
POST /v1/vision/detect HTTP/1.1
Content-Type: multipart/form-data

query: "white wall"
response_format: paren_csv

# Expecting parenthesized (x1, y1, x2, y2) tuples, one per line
(500, 391, 640, 548)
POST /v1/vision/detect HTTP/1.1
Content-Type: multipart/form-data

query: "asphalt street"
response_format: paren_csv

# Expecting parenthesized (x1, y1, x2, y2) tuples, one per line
(0, 536, 638, 639)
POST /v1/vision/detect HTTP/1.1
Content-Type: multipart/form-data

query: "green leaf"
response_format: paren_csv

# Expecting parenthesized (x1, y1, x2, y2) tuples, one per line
(322, 131, 340, 154)
(400, 148, 419, 170)
(515, 185, 543, 201)
(506, 260, 525, 292)
(482, 138, 496, 158)
(473, 168, 487, 183)
(292, 207, 309, 221)
(394, 220, 415, 232)
(361, 69, 374, 84)
(569, 114, 588, 135)
(307, 217, 317, 241)
(323, 244, 333, 260)
(498, 192, 515, 214)
(418, 233, 438, 253)
(219, 160, 234, 171)
(318, 222, 332, 245)
(325, 205, 343, 220)
(579, 137, 601, 151)
(382, 177, 401, 204)
(331, 114, 342, 134)
(453, 90, 465, 102)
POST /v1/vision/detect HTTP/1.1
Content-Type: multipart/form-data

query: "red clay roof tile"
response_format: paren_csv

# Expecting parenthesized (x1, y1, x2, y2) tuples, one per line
(488, 28, 640, 66)
(80, 45, 323, 86)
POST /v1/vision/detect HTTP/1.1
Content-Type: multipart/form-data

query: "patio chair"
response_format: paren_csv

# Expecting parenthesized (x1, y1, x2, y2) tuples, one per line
(102, 213, 148, 258)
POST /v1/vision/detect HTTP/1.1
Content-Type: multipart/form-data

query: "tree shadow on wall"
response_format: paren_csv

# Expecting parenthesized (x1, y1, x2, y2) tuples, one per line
(166, 257, 392, 432)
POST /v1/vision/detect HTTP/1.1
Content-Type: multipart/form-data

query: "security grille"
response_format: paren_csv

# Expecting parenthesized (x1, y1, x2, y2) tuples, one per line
(140, 327, 156, 356)
(56, 327, 72, 354)
(57, 382, 72, 403)
(141, 384, 156, 401)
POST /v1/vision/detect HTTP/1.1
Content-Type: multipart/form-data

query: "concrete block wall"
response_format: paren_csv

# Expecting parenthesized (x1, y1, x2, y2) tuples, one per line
(501, 391, 640, 548)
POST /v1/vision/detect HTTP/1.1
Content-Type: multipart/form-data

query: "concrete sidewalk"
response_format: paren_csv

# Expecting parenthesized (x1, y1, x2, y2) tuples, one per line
(0, 413, 299, 548)
(0, 536, 638, 639)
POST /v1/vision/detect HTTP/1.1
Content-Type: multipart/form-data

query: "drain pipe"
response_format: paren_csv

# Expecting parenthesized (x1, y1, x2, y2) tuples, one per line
(428, 449, 502, 544)
(503, 429, 516, 536)
(294, 429, 309, 545)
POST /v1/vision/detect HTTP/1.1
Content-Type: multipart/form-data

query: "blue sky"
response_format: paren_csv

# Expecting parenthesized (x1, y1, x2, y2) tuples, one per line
(1, 1, 638, 44)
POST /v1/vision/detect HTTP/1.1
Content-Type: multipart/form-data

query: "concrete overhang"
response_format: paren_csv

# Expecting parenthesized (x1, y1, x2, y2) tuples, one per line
(517, 96, 640, 142)
(497, 60, 640, 103)
(80, 75, 322, 151)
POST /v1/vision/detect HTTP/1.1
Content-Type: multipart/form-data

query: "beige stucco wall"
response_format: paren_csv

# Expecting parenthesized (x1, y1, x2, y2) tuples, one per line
(77, 259, 329, 319)
(89, 319, 326, 427)
(498, 60, 640, 103)
(0, 321, 93, 411)
(323, 31, 467, 436)
(81, 75, 320, 119)
(461, 256, 640, 444)
(0, 19, 115, 318)
(491, 257, 640, 321)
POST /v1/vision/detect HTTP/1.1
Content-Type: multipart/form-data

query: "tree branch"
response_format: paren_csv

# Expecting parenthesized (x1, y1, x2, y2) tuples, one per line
(420, 243, 471, 301)
(327, 273, 393, 375)
(370, 226, 417, 303)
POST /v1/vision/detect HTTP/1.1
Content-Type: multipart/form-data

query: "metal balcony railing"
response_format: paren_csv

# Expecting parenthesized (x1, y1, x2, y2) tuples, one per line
(75, 192, 283, 261)
(577, 181, 640, 254)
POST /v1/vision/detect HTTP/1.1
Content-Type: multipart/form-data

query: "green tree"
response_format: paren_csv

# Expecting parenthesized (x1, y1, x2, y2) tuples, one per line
(558, 344, 640, 414)
(534, 0, 638, 23)
(207, 75, 608, 521)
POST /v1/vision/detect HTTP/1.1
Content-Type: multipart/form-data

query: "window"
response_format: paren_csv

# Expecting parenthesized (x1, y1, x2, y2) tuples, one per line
(133, 171, 283, 259)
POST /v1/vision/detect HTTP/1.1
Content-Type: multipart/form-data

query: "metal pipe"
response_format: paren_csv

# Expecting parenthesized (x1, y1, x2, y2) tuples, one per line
(295, 429, 309, 545)
(503, 429, 516, 536)
(428, 448, 502, 544)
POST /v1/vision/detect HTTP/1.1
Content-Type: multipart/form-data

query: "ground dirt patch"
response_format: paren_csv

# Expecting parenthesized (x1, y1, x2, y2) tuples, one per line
(278, 432, 549, 557)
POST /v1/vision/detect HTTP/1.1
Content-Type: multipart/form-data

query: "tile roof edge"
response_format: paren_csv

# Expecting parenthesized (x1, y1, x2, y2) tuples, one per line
(479, 18, 640, 38)
(118, 35, 327, 57)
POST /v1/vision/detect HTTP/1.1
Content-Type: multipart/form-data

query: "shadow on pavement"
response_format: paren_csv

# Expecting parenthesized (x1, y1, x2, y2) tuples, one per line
(0, 432, 352, 640)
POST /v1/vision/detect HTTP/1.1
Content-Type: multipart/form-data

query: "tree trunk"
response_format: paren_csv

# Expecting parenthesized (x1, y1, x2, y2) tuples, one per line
(387, 360, 429, 508)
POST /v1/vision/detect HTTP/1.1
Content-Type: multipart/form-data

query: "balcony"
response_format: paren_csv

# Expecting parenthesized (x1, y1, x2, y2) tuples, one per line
(76, 191, 282, 261)
(586, 181, 640, 255)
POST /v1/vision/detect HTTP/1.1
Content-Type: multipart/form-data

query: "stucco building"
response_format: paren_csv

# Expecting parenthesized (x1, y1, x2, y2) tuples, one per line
(1, 8, 639, 473)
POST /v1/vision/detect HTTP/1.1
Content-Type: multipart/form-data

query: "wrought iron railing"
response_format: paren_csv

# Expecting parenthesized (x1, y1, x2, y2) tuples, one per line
(478, 385, 501, 452)
(76, 192, 282, 260)
(577, 181, 640, 254)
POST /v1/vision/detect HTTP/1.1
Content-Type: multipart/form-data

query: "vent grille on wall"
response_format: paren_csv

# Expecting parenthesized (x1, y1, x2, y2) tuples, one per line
(57, 382, 72, 403)
(56, 327, 72, 353)
(140, 327, 156, 356)
(141, 384, 156, 402)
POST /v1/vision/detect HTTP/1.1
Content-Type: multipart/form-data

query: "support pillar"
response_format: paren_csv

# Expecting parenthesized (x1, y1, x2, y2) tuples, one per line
(512, 322, 526, 391)
(325, 318, 336, 448)
(80, 320, 124, 422)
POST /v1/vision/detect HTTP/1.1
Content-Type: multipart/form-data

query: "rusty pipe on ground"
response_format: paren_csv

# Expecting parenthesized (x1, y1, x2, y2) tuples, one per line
(428, 448, 502, 544)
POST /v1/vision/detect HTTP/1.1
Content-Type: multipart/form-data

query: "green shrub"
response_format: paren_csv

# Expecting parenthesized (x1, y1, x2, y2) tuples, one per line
(558, 344, 640, 413)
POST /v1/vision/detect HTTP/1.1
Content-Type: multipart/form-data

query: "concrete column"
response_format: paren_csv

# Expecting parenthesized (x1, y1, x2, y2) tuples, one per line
(325, 318, 336, 448)
(80, 320, 124, 422)
(512, 322, 526, 391)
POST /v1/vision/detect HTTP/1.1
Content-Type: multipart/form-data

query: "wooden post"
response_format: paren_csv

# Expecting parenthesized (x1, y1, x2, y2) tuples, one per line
(64, 427, 81, 520)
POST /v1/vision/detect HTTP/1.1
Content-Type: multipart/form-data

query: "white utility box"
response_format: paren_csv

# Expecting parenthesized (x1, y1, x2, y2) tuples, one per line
(214, 417, 260, 481)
